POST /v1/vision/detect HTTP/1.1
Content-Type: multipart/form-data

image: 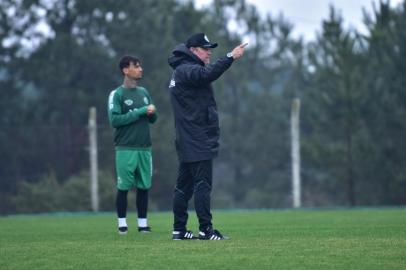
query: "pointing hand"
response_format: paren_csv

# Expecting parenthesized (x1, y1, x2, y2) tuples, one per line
(231, 42, 248, 60)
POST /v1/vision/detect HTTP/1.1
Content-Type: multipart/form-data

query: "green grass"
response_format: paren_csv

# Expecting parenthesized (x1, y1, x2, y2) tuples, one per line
(1, 208, 405, 270)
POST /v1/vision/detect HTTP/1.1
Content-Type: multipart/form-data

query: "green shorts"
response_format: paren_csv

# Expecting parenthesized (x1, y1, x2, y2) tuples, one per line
(115, 149, 152, 190)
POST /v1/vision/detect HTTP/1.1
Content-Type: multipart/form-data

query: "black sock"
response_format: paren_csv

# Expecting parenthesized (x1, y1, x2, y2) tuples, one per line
(116, 189, 128, 218)
(136, 189, 148, 219)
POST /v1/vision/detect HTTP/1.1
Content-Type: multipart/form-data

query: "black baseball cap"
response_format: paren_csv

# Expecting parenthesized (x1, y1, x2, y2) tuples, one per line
(186, 33, 218, 49)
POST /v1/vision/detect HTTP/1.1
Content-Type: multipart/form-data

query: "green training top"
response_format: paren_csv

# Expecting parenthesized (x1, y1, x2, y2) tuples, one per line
(107, 86, 158, 150)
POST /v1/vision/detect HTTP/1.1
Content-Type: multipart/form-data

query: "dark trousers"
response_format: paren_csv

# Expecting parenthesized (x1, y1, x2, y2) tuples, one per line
(173, 159, 213, 232)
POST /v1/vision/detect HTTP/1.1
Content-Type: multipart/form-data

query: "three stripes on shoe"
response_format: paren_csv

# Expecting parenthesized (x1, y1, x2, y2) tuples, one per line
(199, 231, 223, 240)
(173, 231, 194, 239)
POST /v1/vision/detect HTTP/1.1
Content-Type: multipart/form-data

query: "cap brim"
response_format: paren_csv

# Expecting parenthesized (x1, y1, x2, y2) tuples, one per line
(202, 43, 218, 48)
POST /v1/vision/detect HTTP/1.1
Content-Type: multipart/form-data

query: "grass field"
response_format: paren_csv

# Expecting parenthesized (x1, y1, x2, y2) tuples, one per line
(0, 208, 405, 270)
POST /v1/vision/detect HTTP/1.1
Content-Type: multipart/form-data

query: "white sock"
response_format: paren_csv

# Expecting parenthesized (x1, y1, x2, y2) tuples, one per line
(118, 218, 127, 228)
(138, 218, 147, 228)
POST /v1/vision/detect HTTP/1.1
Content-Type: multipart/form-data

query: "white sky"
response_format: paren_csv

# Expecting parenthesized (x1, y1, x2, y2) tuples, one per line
(195, 0, 404, 41)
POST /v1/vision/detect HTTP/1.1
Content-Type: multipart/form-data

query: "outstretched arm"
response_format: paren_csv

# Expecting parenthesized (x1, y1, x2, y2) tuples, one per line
(180, 42, 248, 85)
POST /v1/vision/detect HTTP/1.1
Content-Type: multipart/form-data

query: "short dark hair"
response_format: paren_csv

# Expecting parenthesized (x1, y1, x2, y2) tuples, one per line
(119, 55, 140, 75)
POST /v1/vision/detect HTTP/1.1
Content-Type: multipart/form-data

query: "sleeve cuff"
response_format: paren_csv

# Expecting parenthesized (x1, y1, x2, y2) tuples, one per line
(137, 106, 148, 115)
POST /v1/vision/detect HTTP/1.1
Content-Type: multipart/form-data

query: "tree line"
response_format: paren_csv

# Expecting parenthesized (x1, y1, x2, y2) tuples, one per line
(0, 0, 405, 214)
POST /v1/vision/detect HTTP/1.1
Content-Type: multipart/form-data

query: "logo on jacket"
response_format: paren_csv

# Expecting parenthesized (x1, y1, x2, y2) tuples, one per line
(169, 79, 176, 88)
(124, 99, 133, 106)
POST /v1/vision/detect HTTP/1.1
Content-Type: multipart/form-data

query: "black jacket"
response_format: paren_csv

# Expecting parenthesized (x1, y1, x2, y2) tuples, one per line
(168, 44, 234, 162)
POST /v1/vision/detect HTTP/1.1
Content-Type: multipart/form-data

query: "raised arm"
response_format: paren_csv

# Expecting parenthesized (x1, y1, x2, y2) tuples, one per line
(179, 42, 248, 85)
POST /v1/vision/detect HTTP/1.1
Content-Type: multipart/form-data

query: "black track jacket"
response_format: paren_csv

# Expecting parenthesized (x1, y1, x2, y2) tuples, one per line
(168, 44, 234, 162)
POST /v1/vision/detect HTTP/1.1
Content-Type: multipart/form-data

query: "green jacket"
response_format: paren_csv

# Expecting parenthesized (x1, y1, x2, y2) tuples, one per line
(108, 86, 158, 149)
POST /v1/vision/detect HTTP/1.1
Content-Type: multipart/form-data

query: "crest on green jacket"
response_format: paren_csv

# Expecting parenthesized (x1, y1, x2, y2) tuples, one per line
(124, 99, 133, 106)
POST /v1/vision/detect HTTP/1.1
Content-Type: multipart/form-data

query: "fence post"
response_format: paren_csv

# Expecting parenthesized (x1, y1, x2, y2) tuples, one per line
(291, 98, 301, 208)
(88, 107, 99, 212)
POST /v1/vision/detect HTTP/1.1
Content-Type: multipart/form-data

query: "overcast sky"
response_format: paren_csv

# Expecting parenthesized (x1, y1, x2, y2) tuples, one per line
(195, 0, 404, 41)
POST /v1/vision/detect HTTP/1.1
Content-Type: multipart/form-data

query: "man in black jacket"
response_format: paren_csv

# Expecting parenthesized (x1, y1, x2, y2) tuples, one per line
(168, 33, 247, 240)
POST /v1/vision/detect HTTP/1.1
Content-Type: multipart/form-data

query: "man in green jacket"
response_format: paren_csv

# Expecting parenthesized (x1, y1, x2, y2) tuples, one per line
(108, 55, 158, 235)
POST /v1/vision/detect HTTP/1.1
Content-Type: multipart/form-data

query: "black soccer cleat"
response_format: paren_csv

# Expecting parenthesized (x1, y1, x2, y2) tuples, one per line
(198, 228, 229, 240)
(138, 226, 151, 233)
(118, 226, 128, 235)
(172, 230, 198, 240)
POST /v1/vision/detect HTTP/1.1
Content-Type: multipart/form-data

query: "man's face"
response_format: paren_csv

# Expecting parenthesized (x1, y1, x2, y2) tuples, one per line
(191, 47, 212, 65)
(123, 62, 143, 80)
